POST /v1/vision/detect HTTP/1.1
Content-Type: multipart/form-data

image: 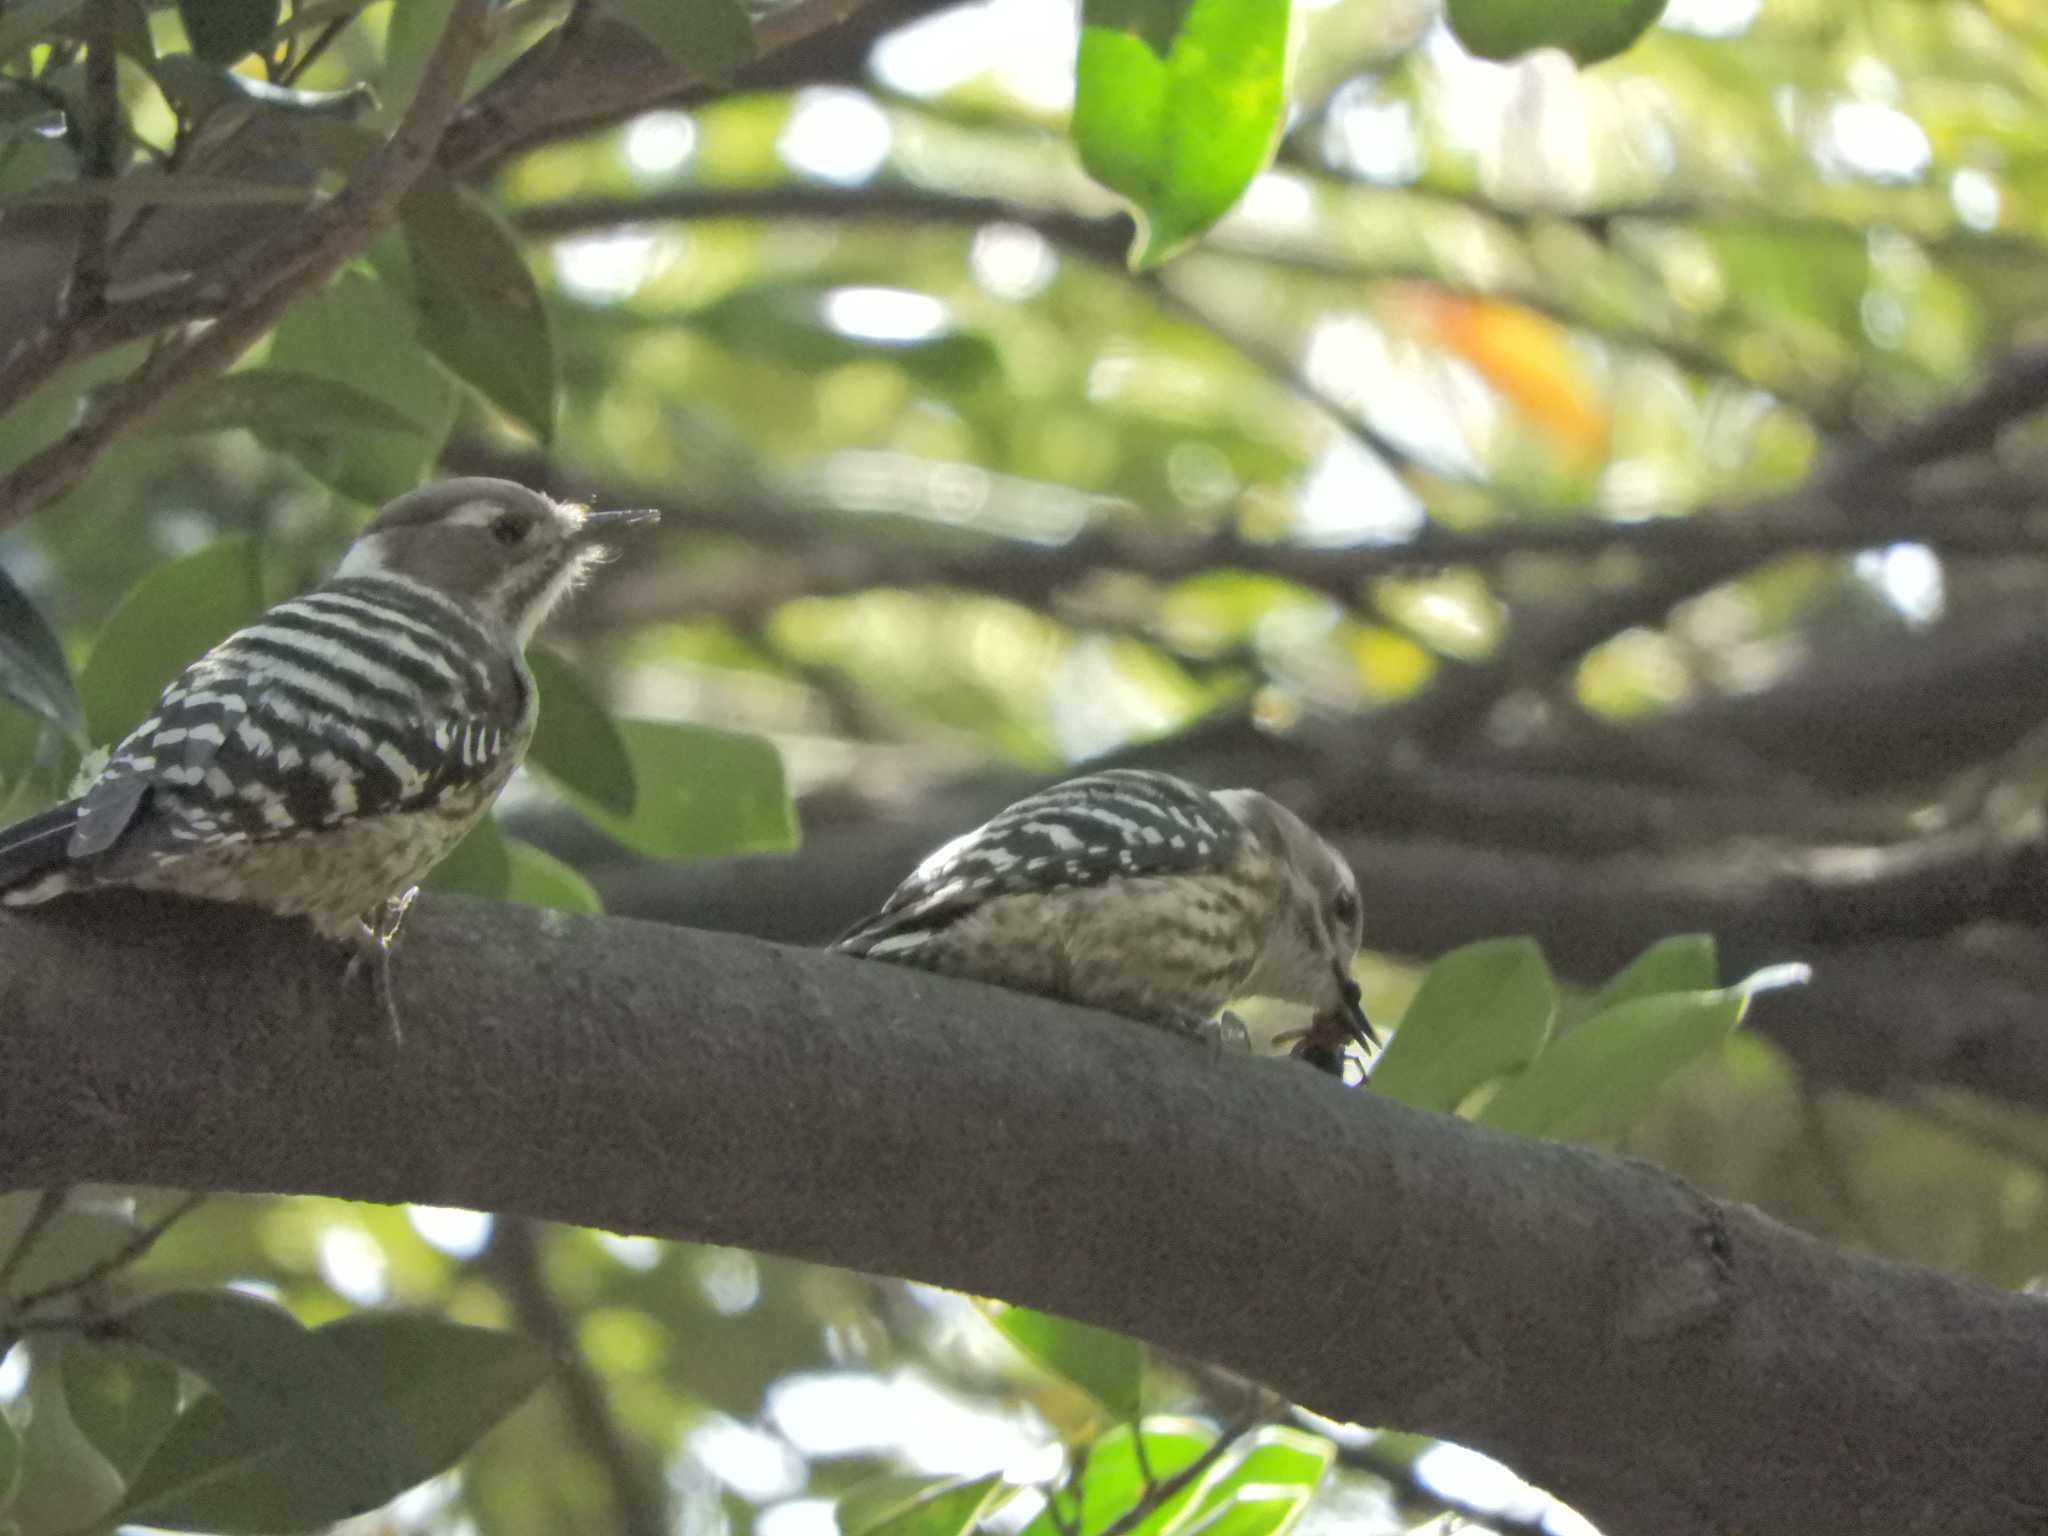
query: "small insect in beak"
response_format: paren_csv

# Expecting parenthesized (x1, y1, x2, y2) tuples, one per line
(1288, 967, 1379, 1083)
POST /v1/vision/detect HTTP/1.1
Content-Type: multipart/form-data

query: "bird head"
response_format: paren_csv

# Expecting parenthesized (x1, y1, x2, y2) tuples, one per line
(336, 478, 658, 643)
(1215, 787, 1377, 1052)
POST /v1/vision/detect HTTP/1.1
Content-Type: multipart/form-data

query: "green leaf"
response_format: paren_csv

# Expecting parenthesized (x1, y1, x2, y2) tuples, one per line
(1479, 988, 1748, 1143)
(77, 538, 267, 746)
(504, 837, 603, 915)
(400, 174, 556, 441)
(379, 0, 455, 127)
(1175, 1427, 1332, 1536)
(119, 1309, 553, 1533)
(994, 1306, 1143, 1421)
(1073, 0, 1291, 269)
(150, 53, 376, 119)
(0, 562, 84, 746)
(604, 0, 756, 87)
(560, 719, 796, 862)
(266, 270, 459, 504)
(8, 1356, 123, 1535)
(61, 1338, 182, 1478)
(686, 285, 1002, 391)
(1018, 1421, 1213, 1536)
(526, 647, 636, 817)
(1584, 934, 1718, 1019)
(1368, 938, 1555, 1114)
(152, 368, 422, 441)
(843, 1473, 1005, 1536)
(1445, 0, 1667, 66)
(424, 813, 513, 901)
(178, 0, 282, 63)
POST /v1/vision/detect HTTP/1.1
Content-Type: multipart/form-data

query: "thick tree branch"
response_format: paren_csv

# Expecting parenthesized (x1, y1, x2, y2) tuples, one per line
(1, 894, 2043, 1535)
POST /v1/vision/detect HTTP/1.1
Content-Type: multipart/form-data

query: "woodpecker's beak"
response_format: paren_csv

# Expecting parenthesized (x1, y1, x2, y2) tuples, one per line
(577, 506, 661, 536)
(1335, 967, 1379, 1050)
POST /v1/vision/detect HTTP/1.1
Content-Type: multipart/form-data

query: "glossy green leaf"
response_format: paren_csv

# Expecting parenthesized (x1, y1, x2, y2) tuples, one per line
(1584, 934, 1718, 1019)
(994, 1306, 1143, 1421)
(152, 368, 421, 441)
(1181, 1491, 1308, 1536)
(1368, 938, 1555, 1113)
(1173, 1428, 1333, 1536)
(844, 1473, 1005, 1536)
(1479, 988, 1748, 1143)
(8, 1358, 122, 1535)
(424, 813, 513, 901)
(561, 719, 796, 862)
(61, 1338, 182, 1478)
(504, 836, 603, 915)
(1018, 1420, 1212, 1536)
(178, 0, 282, 63)
(524, 646, 635, 815)
(687, 286, 1002, 391)
(266, 270, 458, 505)
(150, 53, 375, 119)
(0, 563, 84, 746)
(401, 174, 556, 441)
(604, 0, 756, 87)
(1073, 0, 1290, 268)
(77, 538, 266, 745)
(1446, 0, 1667, 66)
(119, 1309, 553, 1533)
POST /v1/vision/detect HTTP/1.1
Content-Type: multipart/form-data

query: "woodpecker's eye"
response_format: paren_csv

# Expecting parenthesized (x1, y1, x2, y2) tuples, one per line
(1331, 887, 1359, 929)
(490, 512, 529, 546)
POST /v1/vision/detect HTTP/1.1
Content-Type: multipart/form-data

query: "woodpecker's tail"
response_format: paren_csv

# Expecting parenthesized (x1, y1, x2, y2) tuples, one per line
(0, 800, 83, 904)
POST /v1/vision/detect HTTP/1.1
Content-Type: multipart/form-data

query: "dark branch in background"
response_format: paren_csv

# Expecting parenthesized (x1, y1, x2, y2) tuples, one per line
(0, 0, 492, 528)
(1, 894, 2044, 1536)
(484, 1218, 671, 1536)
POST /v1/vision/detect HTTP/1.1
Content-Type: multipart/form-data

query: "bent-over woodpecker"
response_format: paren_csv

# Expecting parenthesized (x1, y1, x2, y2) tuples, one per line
(832, 768, 1376, 1066)
(0, 478, 654, 1031)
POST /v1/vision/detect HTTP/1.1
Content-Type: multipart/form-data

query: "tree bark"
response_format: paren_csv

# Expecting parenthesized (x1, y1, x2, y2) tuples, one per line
(1, 894, 2043, 1535)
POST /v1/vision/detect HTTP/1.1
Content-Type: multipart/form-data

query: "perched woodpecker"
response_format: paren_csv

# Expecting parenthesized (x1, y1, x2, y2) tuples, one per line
(833, 768, 1376, 1064)
(0, 478, 654, 1033)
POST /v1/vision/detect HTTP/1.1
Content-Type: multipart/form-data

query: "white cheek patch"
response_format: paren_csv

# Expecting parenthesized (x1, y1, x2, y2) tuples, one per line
(335, 533, 393, 578)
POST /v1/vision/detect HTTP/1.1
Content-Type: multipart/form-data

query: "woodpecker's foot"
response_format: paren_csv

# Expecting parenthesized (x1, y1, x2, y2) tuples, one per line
(1151, 1009, 1250, 1057)
(340, 889, 417, 1047)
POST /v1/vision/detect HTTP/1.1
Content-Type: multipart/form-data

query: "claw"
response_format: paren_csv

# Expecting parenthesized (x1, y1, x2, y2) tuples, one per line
(340, 887, 418, 1047)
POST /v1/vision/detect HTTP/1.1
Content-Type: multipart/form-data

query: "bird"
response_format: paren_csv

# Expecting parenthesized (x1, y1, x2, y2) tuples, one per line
(831, 767, 1376, 1068)
(0, 477, 655, 1037)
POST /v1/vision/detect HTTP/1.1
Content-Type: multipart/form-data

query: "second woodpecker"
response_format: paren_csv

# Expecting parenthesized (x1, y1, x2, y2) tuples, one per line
(0, 478, 654, 1029)
(833, 768, 1376, 1067)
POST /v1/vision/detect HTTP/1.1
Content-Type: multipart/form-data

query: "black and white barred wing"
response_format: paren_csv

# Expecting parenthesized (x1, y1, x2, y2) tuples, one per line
(833, 769, 1242, 956)
(68, 577, 524, 871)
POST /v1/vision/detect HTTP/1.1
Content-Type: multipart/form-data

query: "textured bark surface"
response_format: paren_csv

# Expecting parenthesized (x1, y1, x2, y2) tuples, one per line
(2, 893, 2043, 1535)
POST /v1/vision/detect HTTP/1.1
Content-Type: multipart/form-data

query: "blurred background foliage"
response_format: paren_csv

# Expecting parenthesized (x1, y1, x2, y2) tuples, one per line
(6, 0, 2048, 1532)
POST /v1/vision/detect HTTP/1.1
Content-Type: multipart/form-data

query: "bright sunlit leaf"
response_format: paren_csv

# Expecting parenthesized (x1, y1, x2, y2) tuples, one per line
(1073, 0, 1292, 269)
(1369, 938, 1556, 1113)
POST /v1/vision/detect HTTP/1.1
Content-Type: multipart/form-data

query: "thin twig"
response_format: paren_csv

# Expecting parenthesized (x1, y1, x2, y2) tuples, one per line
(0, 0, 491, 529)
(0, 1188, 72, 1292)
(483, 1217, 671, 1536)
(1093, 1405, 1270, 1536)
(10, 1191, 208, 1313)
(68, 0, 120, 319)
